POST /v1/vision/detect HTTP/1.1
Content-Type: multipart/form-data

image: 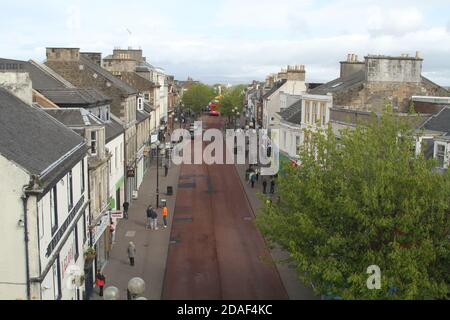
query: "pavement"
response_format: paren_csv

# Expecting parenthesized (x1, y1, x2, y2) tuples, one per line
(91, 159, 181, 300)
(235, 163, 320, 300)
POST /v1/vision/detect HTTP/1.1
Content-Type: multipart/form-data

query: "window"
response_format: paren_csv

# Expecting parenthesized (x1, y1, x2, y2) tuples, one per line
(50, 186, 58, 236)
(74, 226, 79, 262)
(436, 144, 446, 168)
(312, 102, 318, 124)
(296, 136, 302, 155)
(81, 160, 85, 194)
(305, 101, 310, 124)
(320, 103, 326, 126)
(82, 211, 87, 245)
(90, 131, 98, 155)
(144, 94, 150, 101)
(67, 170, 73, 211)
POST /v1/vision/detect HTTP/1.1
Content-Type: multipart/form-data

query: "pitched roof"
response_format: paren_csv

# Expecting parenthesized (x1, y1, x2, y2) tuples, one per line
(280, 100, 303, 125)
(0, 57, 68, 90)
(43, 108, 103, 128)
(0, 58, 112, 107)
(262, 79, 287, 99)
(309, 70, 366, 95)
(137, 109, 150, 124)
(420, 107, 450, 135)
(0, 88, 86, 186)
(39, 88, 111, 107)
(105, 117, 125, 143)
(79, 55, 138, 95)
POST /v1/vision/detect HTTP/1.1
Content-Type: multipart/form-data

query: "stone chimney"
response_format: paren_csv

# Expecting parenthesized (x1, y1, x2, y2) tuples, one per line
(278, 68, 288, 81)
(365, 52, 423, 83)
(286, 65, 306, 81)
(266, 74, 275, 88)
(46, 48, 80, 62)
(340, 53, 365, 78)
(81, 52, 102, 66)
(0, 63, 33, 105)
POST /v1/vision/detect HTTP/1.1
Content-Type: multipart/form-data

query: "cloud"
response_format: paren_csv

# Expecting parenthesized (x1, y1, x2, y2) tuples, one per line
(0, 0, 449, 85)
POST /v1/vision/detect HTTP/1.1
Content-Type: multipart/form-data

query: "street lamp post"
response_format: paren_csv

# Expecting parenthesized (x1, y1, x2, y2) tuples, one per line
(156, 142, 160, 209)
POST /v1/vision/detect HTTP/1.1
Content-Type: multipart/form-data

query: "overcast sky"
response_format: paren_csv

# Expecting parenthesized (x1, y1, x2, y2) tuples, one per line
(2, 0, 450, 85)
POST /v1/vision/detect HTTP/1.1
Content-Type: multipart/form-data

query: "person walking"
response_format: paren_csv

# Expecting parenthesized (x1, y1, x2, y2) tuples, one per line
(164, 163, 169, 177)
(146, 206, 153, 230)
(109, 223, 116, 245)
(127, 242, 136, 266)
(151, 207, 159, 230)
(123, 201, 130, 220)
(270, 179, 276, 194)
(95, 270, 106, 297)
(251, 172, 257, 188)
(255, 168, 260, 182)
(162, 206, 169, 229)
(262, 180, 268, 194)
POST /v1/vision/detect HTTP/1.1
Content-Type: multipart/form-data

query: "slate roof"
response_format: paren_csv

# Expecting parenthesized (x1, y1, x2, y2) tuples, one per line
(280, 99, 303, 125)
(105, 118, 125, 143)
(262, 79, 287, 99)
(137, 109, 150, 124)
(43, 108, 103, 128)
(79, 55, 138, 95)
(39, 88, 111, 107)
(0, 58, 67, 90)
(309, 70, 366, 95)
(44, 108, 125, 143)
(0, 88, 86, 189)
(0, 58, 112, 107)
(420, 107, 450, 135)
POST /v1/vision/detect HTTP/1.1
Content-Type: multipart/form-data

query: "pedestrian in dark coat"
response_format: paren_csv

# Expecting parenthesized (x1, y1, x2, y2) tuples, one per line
(262, 180, 268, 194)
(251, 172, 257, 188)
(270, 180, 276, 194)
(123, 202, 130, 219)
(146, 206, 153, 229)
(127, 242, 136, 266)
(95, 270, 106, 297)
(164, 163, 169, 177)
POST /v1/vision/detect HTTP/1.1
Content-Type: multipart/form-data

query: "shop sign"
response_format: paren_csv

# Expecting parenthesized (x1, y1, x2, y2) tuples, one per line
(110, 211, 124, 219)
(151, 134, 158, 144)
(92, 214, 110, 245)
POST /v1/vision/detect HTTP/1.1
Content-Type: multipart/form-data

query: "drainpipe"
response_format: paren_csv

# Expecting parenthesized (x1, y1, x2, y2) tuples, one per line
(21, 185, 31, 300)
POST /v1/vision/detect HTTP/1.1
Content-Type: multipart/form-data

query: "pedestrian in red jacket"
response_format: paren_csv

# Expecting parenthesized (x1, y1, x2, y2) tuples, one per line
(95, 270, 106, 297)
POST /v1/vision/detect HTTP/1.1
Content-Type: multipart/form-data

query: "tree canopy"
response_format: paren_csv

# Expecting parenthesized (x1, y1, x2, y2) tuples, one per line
(181, 83, 215, 115)
(256, 110, 450, 300)
(220, 84, 246, 118)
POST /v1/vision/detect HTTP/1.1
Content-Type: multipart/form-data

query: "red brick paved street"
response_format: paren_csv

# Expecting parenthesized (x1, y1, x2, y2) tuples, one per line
(162, 117, 289, 300)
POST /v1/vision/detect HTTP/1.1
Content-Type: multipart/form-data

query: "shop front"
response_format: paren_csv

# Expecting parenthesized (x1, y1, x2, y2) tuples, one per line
(91, 212, 111, 272)
(126, 165, 136, 202)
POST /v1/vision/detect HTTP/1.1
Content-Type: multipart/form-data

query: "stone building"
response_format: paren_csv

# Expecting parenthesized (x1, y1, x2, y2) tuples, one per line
(0, 72, 89, 300)
(262, 65, 308, 130)
(44, 48, 139, 203)
(310, 53, 449, 113)
(103, 48, 170, 128)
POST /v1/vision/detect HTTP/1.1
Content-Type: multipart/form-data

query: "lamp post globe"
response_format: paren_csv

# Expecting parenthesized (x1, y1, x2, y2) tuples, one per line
(103, 286, 120, 300)
(128, 277, 146, 299)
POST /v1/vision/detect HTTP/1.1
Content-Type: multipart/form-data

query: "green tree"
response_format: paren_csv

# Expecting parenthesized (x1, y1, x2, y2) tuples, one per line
(256, 110, 450, 300)
(182, 83, 215, 115)
(221, 85, 245, 120)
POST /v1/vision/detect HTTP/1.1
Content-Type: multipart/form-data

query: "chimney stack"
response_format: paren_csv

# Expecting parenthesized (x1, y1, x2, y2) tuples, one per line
(0, 66, 33, 105)
(46, 48, 80, 62)
(286, 64, 306, 81)
(340, 53, 365, 78)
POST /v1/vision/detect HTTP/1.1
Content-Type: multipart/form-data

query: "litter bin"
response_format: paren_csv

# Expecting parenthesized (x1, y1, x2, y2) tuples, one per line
(167, 186, 173, 196)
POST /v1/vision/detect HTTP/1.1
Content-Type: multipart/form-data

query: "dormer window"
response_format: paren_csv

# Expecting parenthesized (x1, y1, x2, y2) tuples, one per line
(90, 131, 98, 155)
(137, 97, 144, 111)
